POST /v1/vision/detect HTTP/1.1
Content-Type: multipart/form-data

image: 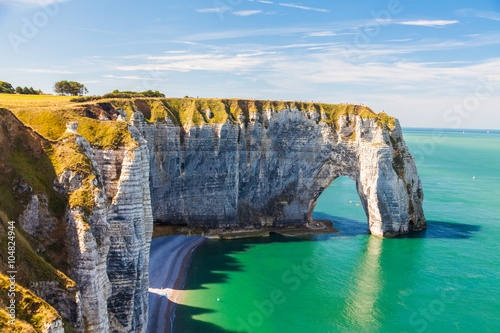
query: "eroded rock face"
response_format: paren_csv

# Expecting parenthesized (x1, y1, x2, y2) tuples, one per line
(132, 108, 425, 237)
(56, 126, 153, 332)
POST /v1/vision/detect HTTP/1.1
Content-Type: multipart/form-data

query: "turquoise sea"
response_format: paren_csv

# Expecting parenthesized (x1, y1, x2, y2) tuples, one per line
(173, 129, 500, 333)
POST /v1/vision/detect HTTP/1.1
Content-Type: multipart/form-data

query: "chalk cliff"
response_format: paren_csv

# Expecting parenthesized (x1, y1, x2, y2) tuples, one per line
(61, 123, 153, 332)
(0, 108, 152, 332)
(130, 101, 425, 237)
(0, 98, 425, 332)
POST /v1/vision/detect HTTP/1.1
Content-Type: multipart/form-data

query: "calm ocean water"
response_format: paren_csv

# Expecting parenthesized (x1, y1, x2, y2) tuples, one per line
(174, 129, 500, 333)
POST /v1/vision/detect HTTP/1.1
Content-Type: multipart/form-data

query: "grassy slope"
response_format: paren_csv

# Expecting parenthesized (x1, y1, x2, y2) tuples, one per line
(0, 212, 76, 332)
(0, 94, 135, 150)
(0, 106, 80, 332)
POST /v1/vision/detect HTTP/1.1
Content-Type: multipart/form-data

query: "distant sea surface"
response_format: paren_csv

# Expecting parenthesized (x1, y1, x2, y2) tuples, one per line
(173, 129, 500, 333)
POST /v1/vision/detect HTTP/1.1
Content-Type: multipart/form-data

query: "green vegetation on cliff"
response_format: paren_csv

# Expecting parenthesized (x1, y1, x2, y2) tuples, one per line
(0, 213, 77, 332)
(104, 97, 396, 130)
(0, 108, 81, 332)
(0, 94, 396, 147)
(0, 272, 60, 333)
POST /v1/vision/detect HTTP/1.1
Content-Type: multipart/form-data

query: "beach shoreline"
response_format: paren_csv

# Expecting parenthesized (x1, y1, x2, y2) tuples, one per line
(147, 235, 205, 333)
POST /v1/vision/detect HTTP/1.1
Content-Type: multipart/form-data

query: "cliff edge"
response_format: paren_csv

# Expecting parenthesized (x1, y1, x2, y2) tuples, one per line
(0, 96, 425, 332)
(125, 98, 426, 238)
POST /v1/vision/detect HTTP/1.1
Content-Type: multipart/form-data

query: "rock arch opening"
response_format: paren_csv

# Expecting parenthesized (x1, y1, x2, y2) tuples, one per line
(311, 176, 369, 233)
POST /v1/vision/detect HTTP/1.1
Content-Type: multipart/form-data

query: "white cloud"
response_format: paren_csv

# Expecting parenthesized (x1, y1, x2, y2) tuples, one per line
(196, 7, 230, 13)
(308, 31, 337, 37)
(387, 38, 413, 42)
(278, 3, 329, 13)
(248, 0, 274, 3)
(307, 31, 356, 37)
(398, 20, 459, 27)
(184, 26, 315, 41)
(115, 53, 266, 73)
(234, 10, 262, 16)
(468, 9, 500, 21)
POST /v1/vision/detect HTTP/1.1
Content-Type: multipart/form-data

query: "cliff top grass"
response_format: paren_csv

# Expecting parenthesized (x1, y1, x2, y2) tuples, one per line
(105, 97, 396, 129)
(0, 94, 135, 150)
(0, 94, 396, 139)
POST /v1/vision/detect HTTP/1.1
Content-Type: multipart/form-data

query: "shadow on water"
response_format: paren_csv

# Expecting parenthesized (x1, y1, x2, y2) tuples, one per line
(396, 220, 481, 239)
(182, 232, 327, 291)
(173, 235, 328, 332)
(172, 215, 481, 331)
(313, 212, 481, 239)
(173, 303, 239, 333)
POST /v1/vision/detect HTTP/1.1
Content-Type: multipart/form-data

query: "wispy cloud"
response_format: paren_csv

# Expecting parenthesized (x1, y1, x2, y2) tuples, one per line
(307, 31, 356, 37)
(458, 9, 500, 21)
(234, 10, 262, 16)
(196, 7, 229, 13)
(387, 38, 413, 42)
(111, 32, 500, 89)
(398, 20, 459, 27)
(248, 0, 329, 13)
(278, 3, 329, 13)
(248, 0, 274, 3)
(115, 53, 267, 73)
(184, 26, 316, 41)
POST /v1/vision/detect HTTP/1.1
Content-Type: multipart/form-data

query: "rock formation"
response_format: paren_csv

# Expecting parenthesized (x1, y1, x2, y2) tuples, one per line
(0, 109, 152, 332)
(0, 98, 425, 332)
(131, 104, 425, 238)
(61, 122, 153, 332)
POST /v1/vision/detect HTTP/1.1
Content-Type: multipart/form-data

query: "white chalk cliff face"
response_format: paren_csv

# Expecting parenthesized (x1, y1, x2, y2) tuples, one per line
(131, 107, 425, 238)
(12, 103, 424, 332)
(57, 123, 153, 332)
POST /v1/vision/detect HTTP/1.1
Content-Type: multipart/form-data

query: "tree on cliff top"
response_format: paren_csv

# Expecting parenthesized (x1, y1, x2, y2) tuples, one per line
(0, 81, 14, 94)
(54, 80, 88, 96)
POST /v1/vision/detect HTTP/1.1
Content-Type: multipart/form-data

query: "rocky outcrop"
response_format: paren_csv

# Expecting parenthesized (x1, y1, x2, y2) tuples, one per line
(9, 119, 152, 332)
(131, 105, 425, 238)
(62, 124, 153, 332)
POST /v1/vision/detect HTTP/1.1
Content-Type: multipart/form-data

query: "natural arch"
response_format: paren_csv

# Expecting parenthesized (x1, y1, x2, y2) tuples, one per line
(139, 107, 426, 238)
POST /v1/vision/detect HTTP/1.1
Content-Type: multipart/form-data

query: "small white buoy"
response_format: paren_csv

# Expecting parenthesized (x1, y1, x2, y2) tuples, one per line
(217, 298, 220, 302)
(473, 176, 476, 180)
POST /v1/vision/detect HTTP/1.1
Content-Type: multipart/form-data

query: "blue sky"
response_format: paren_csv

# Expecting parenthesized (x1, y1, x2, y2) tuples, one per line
(1, 0, 499, 129)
